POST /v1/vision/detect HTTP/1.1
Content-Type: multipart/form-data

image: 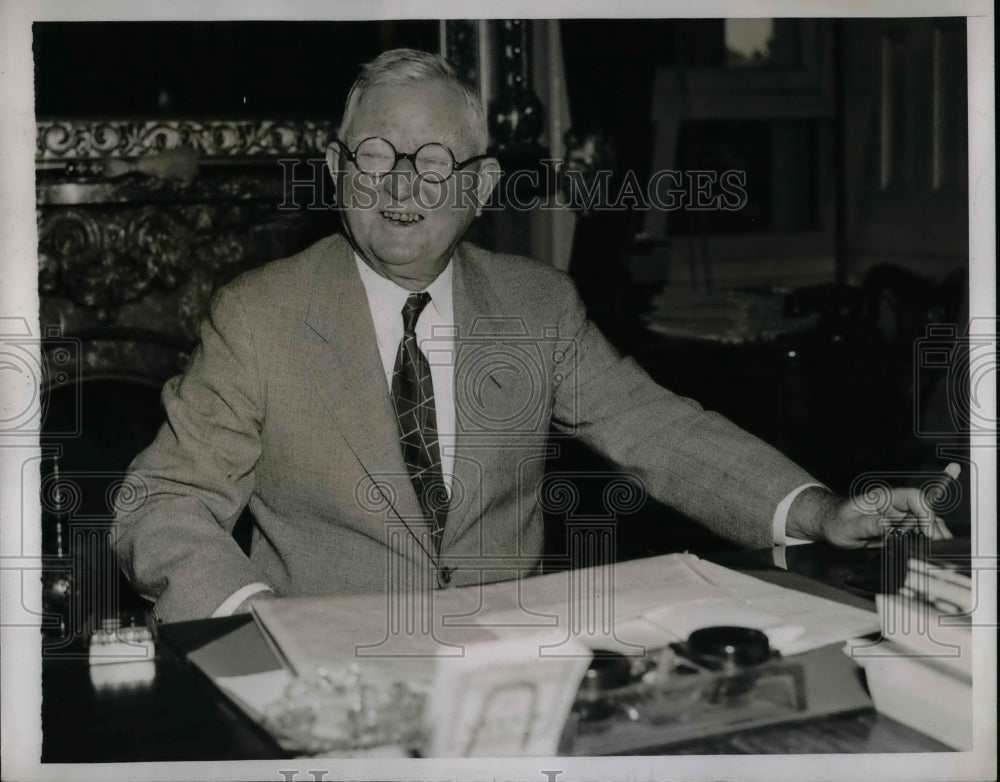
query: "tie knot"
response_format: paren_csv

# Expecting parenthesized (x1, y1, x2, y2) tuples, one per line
(401, 292, 431, 335)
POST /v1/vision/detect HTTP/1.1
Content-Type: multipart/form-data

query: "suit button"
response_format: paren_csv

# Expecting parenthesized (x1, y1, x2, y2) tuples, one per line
(438, 567, 453, 587)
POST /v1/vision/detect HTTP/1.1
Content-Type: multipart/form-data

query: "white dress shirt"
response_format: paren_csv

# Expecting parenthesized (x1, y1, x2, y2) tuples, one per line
(353, 254, 457, 493)
(211, 255, 818, 615)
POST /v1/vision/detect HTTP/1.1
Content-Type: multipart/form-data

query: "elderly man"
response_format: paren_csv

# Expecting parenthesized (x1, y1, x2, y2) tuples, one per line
(114, 48, 948, 623)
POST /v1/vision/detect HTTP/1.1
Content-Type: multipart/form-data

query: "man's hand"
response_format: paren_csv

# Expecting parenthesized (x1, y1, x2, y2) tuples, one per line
(787, 486, 954, 548)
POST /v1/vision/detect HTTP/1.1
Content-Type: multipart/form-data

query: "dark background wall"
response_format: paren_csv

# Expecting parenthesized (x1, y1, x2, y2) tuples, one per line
(33, 21, 438, 118)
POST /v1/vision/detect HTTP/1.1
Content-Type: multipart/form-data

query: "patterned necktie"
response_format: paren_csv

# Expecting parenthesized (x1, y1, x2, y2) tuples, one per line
(391, 292, 447, 551)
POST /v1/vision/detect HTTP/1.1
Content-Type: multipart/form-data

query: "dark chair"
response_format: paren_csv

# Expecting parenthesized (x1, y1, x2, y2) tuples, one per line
(40, 331, 190, 651)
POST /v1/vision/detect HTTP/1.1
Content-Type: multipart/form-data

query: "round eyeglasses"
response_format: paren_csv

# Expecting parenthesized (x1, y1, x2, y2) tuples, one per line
(335, 136, 490, 183)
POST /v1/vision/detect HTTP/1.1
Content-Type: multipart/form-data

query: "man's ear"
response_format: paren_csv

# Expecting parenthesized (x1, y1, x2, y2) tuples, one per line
(472, 158, 502, 216)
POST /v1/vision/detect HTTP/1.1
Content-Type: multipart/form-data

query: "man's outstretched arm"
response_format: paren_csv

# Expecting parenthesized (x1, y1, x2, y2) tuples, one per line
(114, 283, 270, 623)
(549, 274, 951, 549)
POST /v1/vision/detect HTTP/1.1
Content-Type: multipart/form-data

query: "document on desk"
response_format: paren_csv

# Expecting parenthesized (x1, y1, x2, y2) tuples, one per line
(455, 553, 879, 656)
(195, 553, 879, 755)
(249, 552, 879, 673)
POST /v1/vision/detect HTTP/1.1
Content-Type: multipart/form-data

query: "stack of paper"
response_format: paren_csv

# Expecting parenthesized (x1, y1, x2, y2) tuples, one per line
(903, 553, 974, 615)
(846, 555, 973, 750)
(250, 553, 881, 675)
(202, 553, 882, 756)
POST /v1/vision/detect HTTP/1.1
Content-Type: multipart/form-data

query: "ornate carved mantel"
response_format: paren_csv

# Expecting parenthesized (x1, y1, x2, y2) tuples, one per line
(37, 119, 341, 356)
(36, 118, 347, 637)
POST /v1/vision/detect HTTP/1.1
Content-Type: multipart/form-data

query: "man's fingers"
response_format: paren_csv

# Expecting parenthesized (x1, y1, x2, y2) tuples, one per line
(826, 489, 955, 549)
(932, 516, 954, 540)
(881, 506, 952, 539)
(889, 487, 933, 519)
(848, 509, 950, 546)
(892, 486, 955, 540)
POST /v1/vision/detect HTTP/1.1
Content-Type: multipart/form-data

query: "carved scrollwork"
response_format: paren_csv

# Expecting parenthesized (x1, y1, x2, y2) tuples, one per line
(36, 118, 341, 344)
(37, 204, 263, 323)
(37, 171, 289, 206)
(37, 119, 339, 160)
(37, 211, 103, 298)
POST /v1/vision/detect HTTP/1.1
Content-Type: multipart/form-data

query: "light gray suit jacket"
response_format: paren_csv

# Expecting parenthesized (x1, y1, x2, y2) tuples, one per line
(115, 234, 816, 622)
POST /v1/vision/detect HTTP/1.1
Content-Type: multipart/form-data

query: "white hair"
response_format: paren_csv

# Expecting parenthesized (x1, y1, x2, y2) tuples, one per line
(338, 48, 488, 155)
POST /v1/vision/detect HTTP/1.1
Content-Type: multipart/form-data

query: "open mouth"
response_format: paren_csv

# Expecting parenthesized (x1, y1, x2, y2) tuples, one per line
(381, 210, 424, 225)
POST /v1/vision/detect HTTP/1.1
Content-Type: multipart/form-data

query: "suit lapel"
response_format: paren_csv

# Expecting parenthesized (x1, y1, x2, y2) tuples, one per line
(445, 244, 504, 548)
(301, 237, 526, 552)
(303, 235, 428, 529)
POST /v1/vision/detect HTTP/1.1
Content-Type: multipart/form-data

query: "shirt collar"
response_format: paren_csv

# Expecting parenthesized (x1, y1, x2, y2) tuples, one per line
(354, 252, 454, 328)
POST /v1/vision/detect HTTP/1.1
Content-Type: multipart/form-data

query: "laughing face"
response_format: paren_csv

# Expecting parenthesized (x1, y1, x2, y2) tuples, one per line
(329, 79, 498, 291)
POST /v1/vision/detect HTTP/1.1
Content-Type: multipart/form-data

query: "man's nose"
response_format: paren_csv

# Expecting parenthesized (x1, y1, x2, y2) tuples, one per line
(383, 157, 417, 201)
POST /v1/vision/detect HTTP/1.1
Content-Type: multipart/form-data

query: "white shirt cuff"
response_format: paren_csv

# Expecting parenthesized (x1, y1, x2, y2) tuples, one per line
(772, 483, 828, 546)
(211, 583, 274, 618)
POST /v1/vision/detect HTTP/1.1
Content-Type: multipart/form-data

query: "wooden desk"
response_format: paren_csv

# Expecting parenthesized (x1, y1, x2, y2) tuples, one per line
(41, 545, 953, 761)
(42, 615, 286, 762)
